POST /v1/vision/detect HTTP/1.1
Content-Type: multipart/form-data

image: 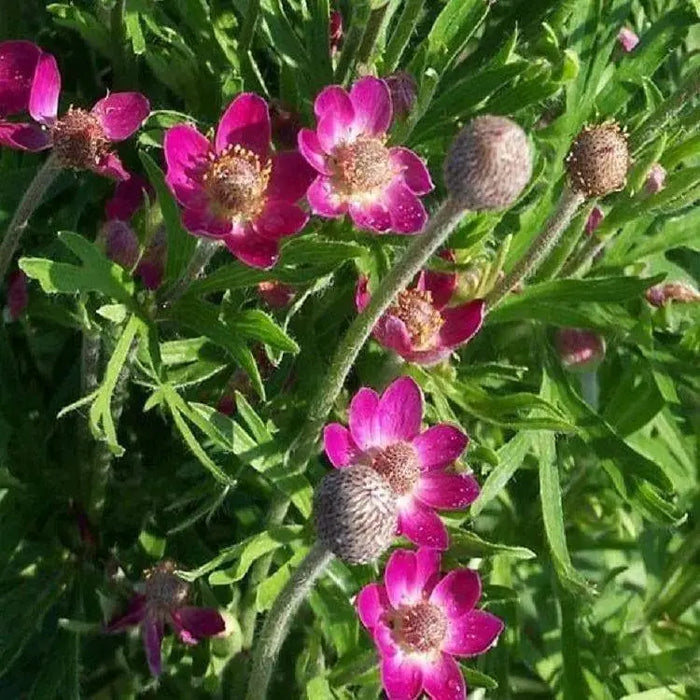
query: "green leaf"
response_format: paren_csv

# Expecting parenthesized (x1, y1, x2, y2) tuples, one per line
(226, 309, 300, 353)
(449, 532, 536, 560)
(46, 4, 112, 56)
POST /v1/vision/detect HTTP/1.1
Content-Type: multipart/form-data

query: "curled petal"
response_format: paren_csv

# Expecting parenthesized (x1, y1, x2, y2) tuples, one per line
(442, 609, 504, 657)
(314, 85, 354, 122)
(216, 93, 270, 160)
(297, 129, 332, 175)
(28, 52, 60, 125)
(412, 425, 468, 471)
(223, 225, 280, 269)
(381, 652, 423, 700)
(383, 180, 427, 234)
(348, 199, 391, 232)
(377, 376, 423, 443)
(306, 176, 347, 217)
(323, 423, 359, 468)
(92, 152, 130, 181)
(402, 345, 453, 367)
(105, 594, 147, 632)
(348, 387, 381, 451)
(356, 583, 390, 630)
(421, 653, 466, 700)
(268, 151, 316, 202)
(397, 499, 449, 550)
(349, 76, 392, 136)
(182, 207, 233, 239)
(384, 549, 420, 609)
(254, 200, 308, 239)
(92, 92, 150, 141)
(0, 121, 51, 151)
(0, 41, 41, 116)
(439, 300, 485, 348)
(430, 569, 481, 621)
(142, 617, 164, 677)
(389, 147, 433, 195)
(170, 607, 225, 641)
(415, 472, 479, 510)
(164, 124, 210, 208)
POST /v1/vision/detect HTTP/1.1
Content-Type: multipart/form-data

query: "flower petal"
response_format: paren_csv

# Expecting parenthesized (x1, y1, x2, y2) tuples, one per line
(381, 652, 423, 700)
(389, 147, 433, 194)
(314, 85, 354, 122)
(254, 200, 308, 239)
(374, 620, 400, 657)
(105, 174, 152, 221)
(105, 594, 147, 632)
(349, 77, 392, 136)
(412, 425, 468, 471)
(182, 207, 233, 239)
(306, 176, 347, 217)
(28, 52, 60, 125)
(215, 93, 270, 159)
(397, 500, 449, 550)
(356, 583, 389, 630)
(164, 124, 210, 208)
(421, 653, 466, 700)
(0, 121, 51, 151)
(429, 569, 481, 621)
(439, 300, 485, 348)
(91, 92, 150, 141)
(316, 107, 355, 153)
(348, 387, 381, 450)
(377, 376, 423, 443)
(384, 180, 427, 234)
(142, 617, 164, 677)
(415, 472, 479, 510)
(92, 152, 130, 181)
(171, 606, 225, 640)
(401, 346, 453, 366)
(417, 267, 456, 311)
(442, 609, 504, 657)
(0, 41, 41, 116)
(384, 548, 441, 608)
(298, 128, 332, 175)
(267, 151, 316, 203)
(223, 224, 280, 269)
(374, 314, 414, 357)
(323, 423, 359, 468)
(348, 199, 391, 232)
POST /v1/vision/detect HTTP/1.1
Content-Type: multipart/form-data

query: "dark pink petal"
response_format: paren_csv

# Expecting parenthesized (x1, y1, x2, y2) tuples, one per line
(182, 207, 233, 239)
(105, 174, 152, 221)
(316, 108, 355, 153)
(105, 594, 147, 632)
(223, 225, 280, 269)
(355, 275, 370, 312)
(142, 617, 164, 677)
(374, 620, 400, 657)
(348, 200, 391, 232)
(164, 124, 210, 208)
(92, 152, 130, 181)
(314, 85, 354, 121)
(374, 314, 414, 356)
(268, 151, 316, 202)
(356, 583, 389, 630)
(412, 425, 468, 471)
(421, 653, 466, 700)
(0, 41, 41, 116)
(171, 606, 225, 640)
(398, 500, 449, 550)
(389, 147, 433, 195)
(439, 300, 485, 348)
(384, 180, 427, 234)
(215, 93, 270, 160)
(417, 268, 456, 310)
(297, 129, 332, 175)
(254, 201, 308, 239)
(28, 52, 60, 125)
(430, 569, 481, 621)
(348, 387, 381, 451)
(0, 120, 51, 151)
(349, 76, 392, 136)
(91, 92, 150, 141)
(377, 376, 423, 443)
(380, 650, 423, 700)
(306, 176, 347, 217)
(415, 472, 479, 510)
(323, 423, 359, 468)
(442, 610, 504, 657)
(382, 548, 441, 609)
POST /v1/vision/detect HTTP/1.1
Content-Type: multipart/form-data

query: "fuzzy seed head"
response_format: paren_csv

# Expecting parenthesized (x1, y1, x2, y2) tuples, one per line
(445, 115, 532, 211)
(566, 123, 630, 198)
(52, 107, 108, 170)
(314, 465, 398, 565)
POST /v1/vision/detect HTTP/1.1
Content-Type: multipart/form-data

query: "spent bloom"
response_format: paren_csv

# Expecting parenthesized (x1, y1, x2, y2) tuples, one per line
(356, 257, 485, 366)
(323, 376, 478, 549)
(618, 27, 640, 52)
(356, 548, 504, 700)
(298, 76, 433, 233)
(0, 41, 42, 148)
(2, 49, 149, 178)
(164, 93, 314, 269)
(106, 560, 225, 677)
(555, 328, 606, 372)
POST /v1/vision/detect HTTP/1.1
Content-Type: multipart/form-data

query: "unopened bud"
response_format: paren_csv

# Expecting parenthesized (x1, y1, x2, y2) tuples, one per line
(585, 206, 604, 235)
(384, 71, 417, 120)
(617, 27, 639, 53)
(644, 163, 666, 194)
(555, 328, 606, 372)
(257, 280, 296, 308)
(646, 282, 700, 307)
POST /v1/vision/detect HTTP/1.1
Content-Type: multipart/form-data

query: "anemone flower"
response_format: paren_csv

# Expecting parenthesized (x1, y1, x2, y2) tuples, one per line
(357, 548, 504, 700)
(164, 93, 315, 269)
(323, 376, 478, 549)
(298, 76, 433, 234)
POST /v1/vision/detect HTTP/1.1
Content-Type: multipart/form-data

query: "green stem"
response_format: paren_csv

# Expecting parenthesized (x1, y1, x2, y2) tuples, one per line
(245, 542, 334, 700)
(357, 3, 389, 65)
(335, 1, 372, 83)
(161, 239, 219, 305)
(534, 206, 589, 281)
(0, 154, 60, 281)
(560, 234, 603, 278)
(486, 187, 585, 309)
(383, 0, 425, 72)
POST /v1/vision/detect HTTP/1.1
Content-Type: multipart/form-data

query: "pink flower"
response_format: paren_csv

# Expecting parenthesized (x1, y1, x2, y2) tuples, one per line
(298, 76, 433, 234)
(585, 206, 604, 235)
(257, 280, 296, 308)
(356, 548, 504, 700)
(323, 376, 479, 549)
(106, 560, 225, 677)
(164, 93, 314, 269)
(5, 270, 28, 321)
(645, 163, 666, 194)
(2, 51, 149, 179)
(555, 328, 606, 371)
(618, 27, 640, 52)
(356, 260, 484, 366)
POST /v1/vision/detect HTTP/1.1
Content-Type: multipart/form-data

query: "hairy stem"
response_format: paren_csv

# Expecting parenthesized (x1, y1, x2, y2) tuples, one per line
(0, 154, 60, 281)
(245, 542, 334, 700)
(560, 235, 604, 278)
(487, 187, 585, 309)
(161, 239, 219, 305)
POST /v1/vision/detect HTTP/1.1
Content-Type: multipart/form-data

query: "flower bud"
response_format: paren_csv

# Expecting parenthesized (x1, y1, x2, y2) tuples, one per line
(329, 10, 343, 52)
(644, 163, 666, 194)
(5, 270, 28, 321)
(444, 115, 532, 211)
(384, 71, 417, 120)
(555, 328, 606, 372)
(98, 220, 140, 270)
(257, 280, 296, 308)
(585, 206, 604, 235)
(646, 282, 700, 307)
(566, 123, 630, 198)
(314, 465, 398, 565)
(617, 27, 639, 53)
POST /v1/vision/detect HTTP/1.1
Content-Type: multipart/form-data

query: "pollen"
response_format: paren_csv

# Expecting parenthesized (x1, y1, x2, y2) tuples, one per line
(394, 602, 448, 653)
(371, 441, 421, 495)
(389, 289, 444, 350)
(52, 107, 109, 170)
(332, 135, 395, 196)
(145, 560, 190, 613)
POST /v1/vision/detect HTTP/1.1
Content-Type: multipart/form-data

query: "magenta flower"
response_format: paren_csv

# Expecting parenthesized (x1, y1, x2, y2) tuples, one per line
(2, 51, 149, 179)
(356, 263, 484, 366)
(323, 376, 478, 549)
(298, 77, 433, 234)
(106, 560, 225, 677)
(164, 93, 314, 269)
(618, 27, 640, 52)
(5, 270, 28, 321)
(356, 548, 504, 700)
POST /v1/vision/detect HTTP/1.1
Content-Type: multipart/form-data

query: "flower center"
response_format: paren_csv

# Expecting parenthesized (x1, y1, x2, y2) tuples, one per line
(389, 289, 444, 349)
(145, 560, 190, 614)
(394, 602, 447, 653)
(332, 136, 394, 195)
(52, 108, 108, 169)
(202, 145, 271, 221)
(370, 441, 421, 496)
